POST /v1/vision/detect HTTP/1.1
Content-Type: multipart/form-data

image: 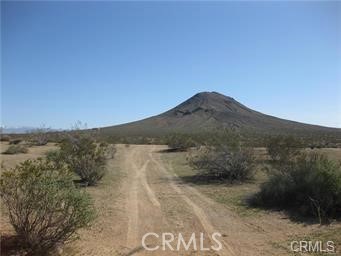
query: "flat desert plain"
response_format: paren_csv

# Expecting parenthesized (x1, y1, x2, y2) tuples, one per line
(1, 142, 340, 256)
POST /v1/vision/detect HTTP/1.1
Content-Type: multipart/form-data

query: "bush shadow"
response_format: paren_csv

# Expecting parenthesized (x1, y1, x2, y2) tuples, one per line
(0, 234, 25, 256)
(157, 148, 187, 153)
(246, 195, 340, 225)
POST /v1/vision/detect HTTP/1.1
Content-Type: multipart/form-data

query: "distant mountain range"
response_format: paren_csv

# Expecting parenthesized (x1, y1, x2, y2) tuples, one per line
(1, 126, 62, 134)
(99, 91, 341, 137)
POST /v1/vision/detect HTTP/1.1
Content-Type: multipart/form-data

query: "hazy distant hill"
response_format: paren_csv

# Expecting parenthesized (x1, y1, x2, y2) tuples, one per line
(100, 91, 341, 137)
(1, 126, 62, 134)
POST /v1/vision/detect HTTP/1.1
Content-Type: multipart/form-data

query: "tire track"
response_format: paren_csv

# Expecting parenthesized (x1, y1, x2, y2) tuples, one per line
(126, 148, 161, 250)
(125, 148, 140, 248)
(149, 151, 237, 256)
(138, 159, 161, 208)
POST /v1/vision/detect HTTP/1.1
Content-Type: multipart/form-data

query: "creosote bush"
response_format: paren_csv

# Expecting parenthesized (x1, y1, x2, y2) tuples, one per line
(29, 126, 51, 146)
(0, 159, 96, 255)
(188, 130, 255, 182)
(267, 135, 302, 163)
(3, 144, 28, 154)
(9, 139, 23, 145)
(59, 134, 112, 186)
(0, 135, 10, 142)
(189, 147, 255, 182)
(165, 133, 197, 151)
(253, 153, 341, 224)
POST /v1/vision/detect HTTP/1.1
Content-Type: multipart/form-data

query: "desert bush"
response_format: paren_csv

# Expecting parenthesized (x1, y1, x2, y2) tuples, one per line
(3, 145, 28, 154)
(45, 149, 67, 169)
(59, 135, 111, 186)
(0, 135, 10, 142)
(165, 133, 197, 151)
(9, 139, 23, 145)
(189, 130, 255, 182)
(0, 159, 96, 255)
(189, 146, 255, 182)
(203, 129, 241, 149)
(252, 153, 341, 224)
(267, 135, 302, 163)
(29, 126, 51, 146)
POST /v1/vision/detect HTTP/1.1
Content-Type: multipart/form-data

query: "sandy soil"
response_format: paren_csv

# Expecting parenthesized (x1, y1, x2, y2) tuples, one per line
(0, 142, 57, 170)
(69, 145, 325, 256)
(1, 144, 339, 255)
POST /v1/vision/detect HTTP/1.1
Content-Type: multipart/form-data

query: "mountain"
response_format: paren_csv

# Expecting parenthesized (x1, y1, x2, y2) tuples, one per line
(1, 126, 62, 134)
(99, 91, 341, 137)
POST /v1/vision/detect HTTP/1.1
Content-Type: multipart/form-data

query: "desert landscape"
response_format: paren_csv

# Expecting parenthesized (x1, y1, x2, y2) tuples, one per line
(1, 142, 341, 255)
(1, 92, 341, 255)
(2, 1, 340, 255)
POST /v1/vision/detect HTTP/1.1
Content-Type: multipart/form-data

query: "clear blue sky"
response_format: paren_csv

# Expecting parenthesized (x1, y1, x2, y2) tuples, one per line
(1, 1, 340, 129)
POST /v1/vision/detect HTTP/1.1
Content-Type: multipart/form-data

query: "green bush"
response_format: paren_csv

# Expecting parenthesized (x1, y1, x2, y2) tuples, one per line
(45, 149, 67, 169)
(253, 153, 341, 223)
(267, 135, 302, 163)
(189, 147, 255, 182)
(188, 130, 255, 182)
(0, 159, 96, 255)
(9, 139, 23, 145)
(59, 135, 111, 186)
(165, 133, 196, 151)
(3, 145, 28, 154)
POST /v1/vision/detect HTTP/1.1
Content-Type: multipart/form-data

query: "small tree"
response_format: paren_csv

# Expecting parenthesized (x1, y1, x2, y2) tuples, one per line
(0, 159, 96, 255)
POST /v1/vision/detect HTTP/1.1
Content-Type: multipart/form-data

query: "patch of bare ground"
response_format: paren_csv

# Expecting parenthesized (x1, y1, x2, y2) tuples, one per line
(0, 141, 58, 170)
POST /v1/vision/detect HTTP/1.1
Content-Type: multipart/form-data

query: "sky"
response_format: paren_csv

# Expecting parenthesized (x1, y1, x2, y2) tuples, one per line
(1, 1, 340, 129)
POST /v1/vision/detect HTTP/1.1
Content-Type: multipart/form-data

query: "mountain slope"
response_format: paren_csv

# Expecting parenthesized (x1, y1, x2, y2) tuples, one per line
(99, 92, 341, 137)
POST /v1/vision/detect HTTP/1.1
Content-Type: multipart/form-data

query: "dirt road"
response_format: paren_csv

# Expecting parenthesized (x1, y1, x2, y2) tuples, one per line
(71, 145, 309, 256)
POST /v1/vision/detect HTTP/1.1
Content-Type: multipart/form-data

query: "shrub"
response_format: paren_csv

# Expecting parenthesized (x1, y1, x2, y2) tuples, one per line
(29, 127, 51, 146)
(267, 135, 302, 163)
(0, 159, 96, 255)
(253, 153, 341, 224)
(45, 149, 67, 169)
(59, 135, 111, 186)
(9, 139, 23, 145)
(3, 145, 28, 154)
(165, 133, 196, 151)
(189, 146, 255, 182)
(203, 129, 241, 149)
(0, 135, 10, 142)
(188, 130, 255, 182)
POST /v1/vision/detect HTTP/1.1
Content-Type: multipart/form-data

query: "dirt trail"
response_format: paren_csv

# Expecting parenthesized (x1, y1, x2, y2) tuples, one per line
(1, 144, 336, 256)
(71, 145, 305, 256)
(117, 145, 283, 256)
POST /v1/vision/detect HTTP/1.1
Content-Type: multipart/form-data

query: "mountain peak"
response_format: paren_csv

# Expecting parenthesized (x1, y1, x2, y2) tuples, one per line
(193, 91, 234, 100)
(101, 91, 341, 136)
(168, 91, 250, 117)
